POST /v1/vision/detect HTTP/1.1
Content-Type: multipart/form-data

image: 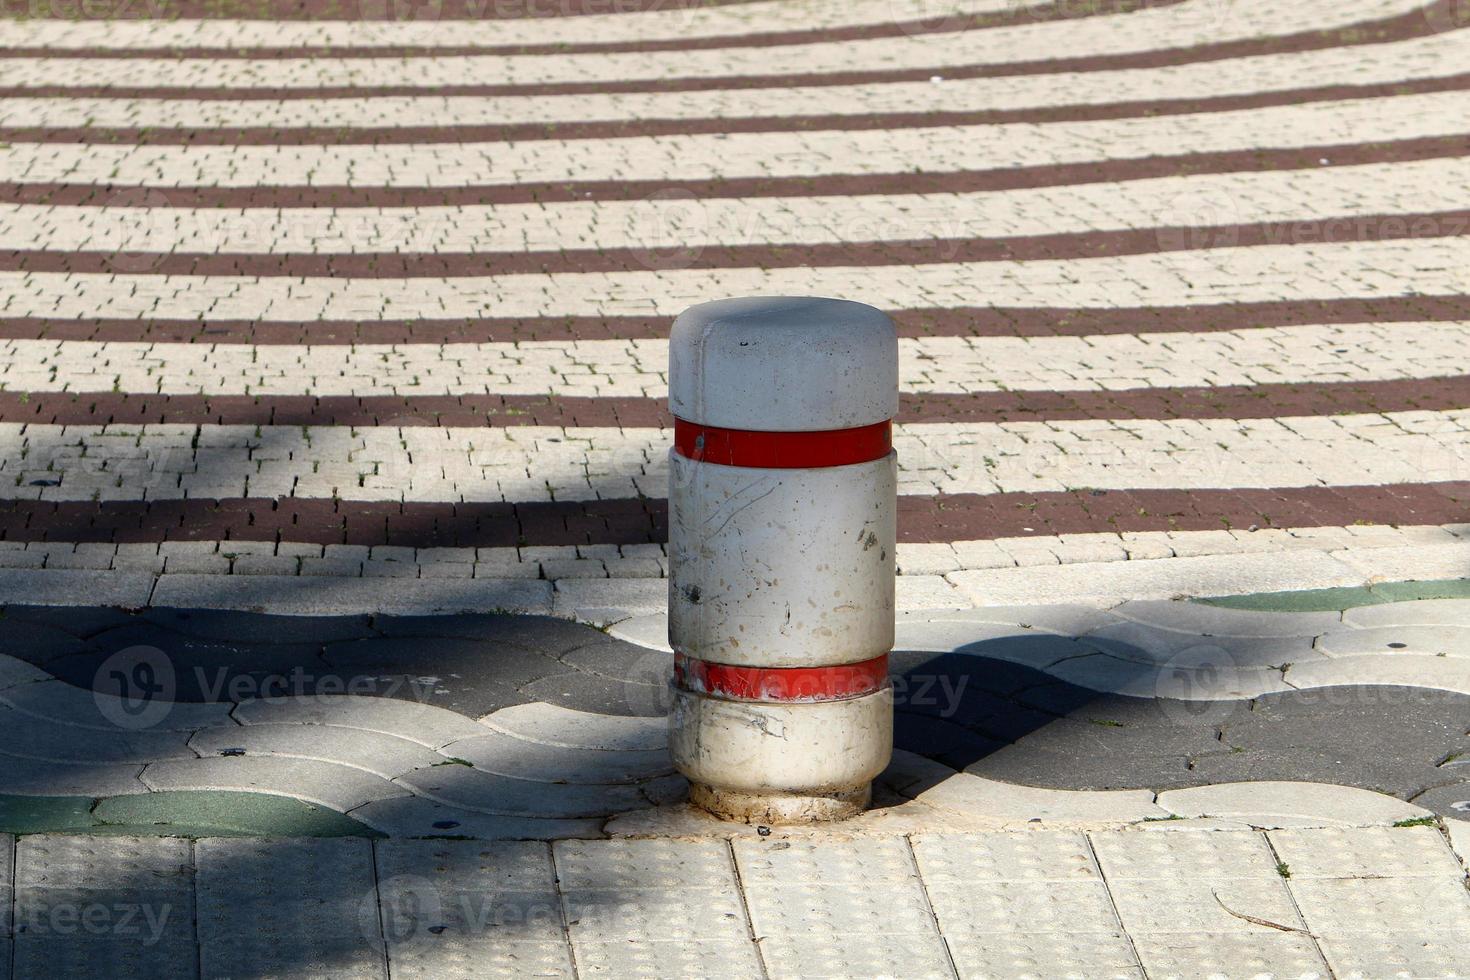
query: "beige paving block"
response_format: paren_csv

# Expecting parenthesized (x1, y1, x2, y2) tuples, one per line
(1330, 542, 1470, 583)
(1107, 876, 1305, 935)
(913, 831, 1099, 885)
(1090, 829, 1280, 880)
(1316, 933, 1470, 980)
(1268, 826, 1466, 879)
(1156, 781, 1432, 828)
(1288, 876, 1470, 937)
(1132, 933, 1328, 980)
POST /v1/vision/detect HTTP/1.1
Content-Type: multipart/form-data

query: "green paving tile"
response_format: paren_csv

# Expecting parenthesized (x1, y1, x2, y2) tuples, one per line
(0, 795, 100, 835)
(93, 791, 382, 838)
(1367, 579, 1470, 603)
(1196, 578, 1470, 613)
(1197, 586, 1385, 612)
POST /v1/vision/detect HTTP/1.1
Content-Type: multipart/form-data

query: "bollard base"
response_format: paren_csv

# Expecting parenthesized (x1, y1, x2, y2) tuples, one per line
(689, 783, 871, 824)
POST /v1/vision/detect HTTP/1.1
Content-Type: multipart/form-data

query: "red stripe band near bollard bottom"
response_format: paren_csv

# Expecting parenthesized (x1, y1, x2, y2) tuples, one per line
(674, 417, 891, 469)
(674, 651, 889, 702)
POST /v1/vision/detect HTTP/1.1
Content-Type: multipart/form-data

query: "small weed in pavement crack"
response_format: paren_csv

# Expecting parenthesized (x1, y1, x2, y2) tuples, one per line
(1394, 816, 1438, 828)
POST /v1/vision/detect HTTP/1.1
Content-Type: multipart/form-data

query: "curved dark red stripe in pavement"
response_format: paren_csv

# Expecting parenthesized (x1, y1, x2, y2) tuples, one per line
(1, 484, 1465, 548)
(10, 73, 1470, 146)
(5, 136, 1463, 209)
(674, 652, 890, 701)
(0, 0, 1185, 58)
(2, 378, 1467, 428)
(6, 211, 1465, 277)
(9, 0, 762, 20)
(674, 419, 892, 468)
(2, 297, 1466, 345)
(5, 0, 1458, 95)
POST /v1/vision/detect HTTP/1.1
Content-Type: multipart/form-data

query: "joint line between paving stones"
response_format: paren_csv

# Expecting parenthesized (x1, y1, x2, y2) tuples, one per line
(1262, 831, 1334, 965)
(904, 834, 963, 980)
(190, 838, 204, 980)
(367, 838, 393, 980)
(549, 841, 586, 980)
(1433, 818, 1470, 878)
(1084, 831, 1152, 976)
(6, 833, 14, 976)
(725, 837, 773, 980)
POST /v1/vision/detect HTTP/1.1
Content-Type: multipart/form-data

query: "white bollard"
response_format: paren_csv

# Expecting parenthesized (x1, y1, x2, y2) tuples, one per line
(666, 296, 897, 823)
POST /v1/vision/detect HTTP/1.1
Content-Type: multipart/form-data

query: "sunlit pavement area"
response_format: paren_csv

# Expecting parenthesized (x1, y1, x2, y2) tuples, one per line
(4, 0, 1470, 974)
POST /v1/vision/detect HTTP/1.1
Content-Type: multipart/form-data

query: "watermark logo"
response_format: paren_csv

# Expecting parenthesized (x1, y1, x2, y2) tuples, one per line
(620, 647, 676, 717)
(18, 898, 176, 945)
(1155, 643, 1246, 727)
(1424, 0, 1470, 33)
(367, 874, 444, 946)
(627, 188, 709, 271)
(894, 0, 973, 36)
(100, 189, 173, 275)
(1154, 187, 1244, 253)
(93, 645, 176, 731)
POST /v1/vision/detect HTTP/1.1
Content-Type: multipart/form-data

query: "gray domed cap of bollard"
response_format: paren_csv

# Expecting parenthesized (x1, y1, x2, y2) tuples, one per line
(668, 296, 899, 431)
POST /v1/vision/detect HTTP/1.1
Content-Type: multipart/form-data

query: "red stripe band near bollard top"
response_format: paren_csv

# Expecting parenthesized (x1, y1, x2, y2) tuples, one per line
(673, 418, 892, 469)
(673, 651, 890, 702)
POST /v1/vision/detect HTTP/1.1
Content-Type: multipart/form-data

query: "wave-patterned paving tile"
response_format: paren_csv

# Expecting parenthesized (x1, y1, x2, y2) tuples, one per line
(142, 755, 410, 812)
(0, 703, 195, 764)
(396, 763, 648, 818)
(0, 654, 57, 691)
(351, 795, 604, 840)
(235, 694, 489, 748)
(0, 754, 147, 797)
(140, 606, 377, 644)
(320, 635, 557, 719)
(1111, 599, 1344, 637)
(479, 702, 668, 752)
(2, 604, 138, 640)
(1083, 619, 1321, 668)
(0, 616, 88, 666)
(893, 620, 1093, 669)
(1343, 597, 1470, 627)
(1284, 654, 1470, 694)
(52, 622, 329, 702)
(517, 668, 672, 719)
(439, 730, 672, 784)
(1040, 651, 1291, 699)
(899, 603, 1128, 637)
(1316, 624, 1470, 657)
(189, 722, 447, 779)
(1157, 780, 1433, 826)
(0, 678, 233, 731)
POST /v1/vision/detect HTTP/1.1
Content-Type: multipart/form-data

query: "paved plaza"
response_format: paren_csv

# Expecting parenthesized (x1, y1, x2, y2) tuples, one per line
(2, 0, 1470, 976)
